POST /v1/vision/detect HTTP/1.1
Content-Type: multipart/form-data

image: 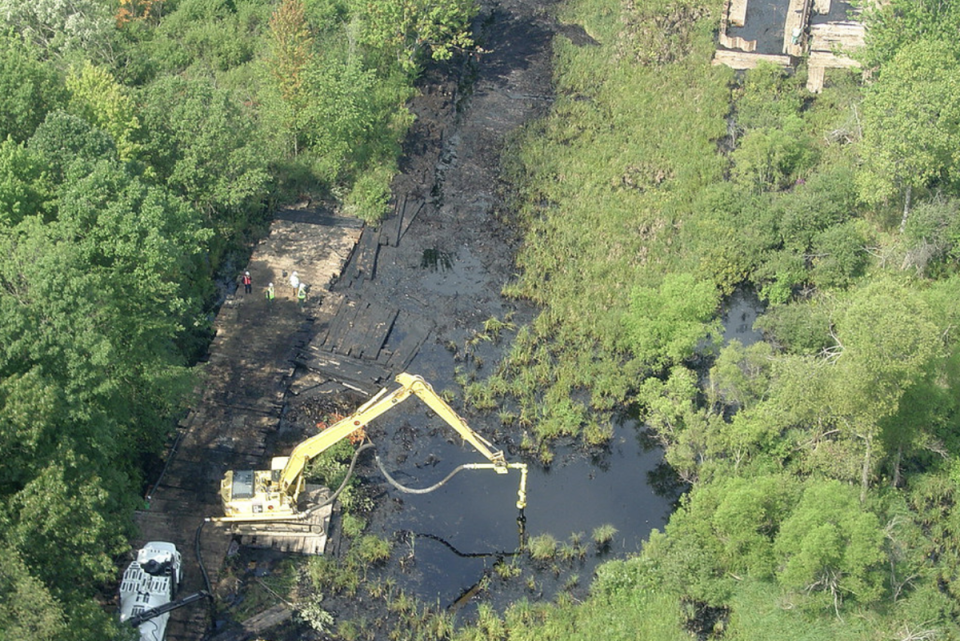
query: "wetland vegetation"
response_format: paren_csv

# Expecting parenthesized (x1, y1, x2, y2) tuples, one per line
(452, 0, 960, 638)
(4, 0, 960, 638)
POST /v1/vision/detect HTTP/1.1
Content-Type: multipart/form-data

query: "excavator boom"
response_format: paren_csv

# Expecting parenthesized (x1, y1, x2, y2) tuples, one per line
(217, 373, 526, 524)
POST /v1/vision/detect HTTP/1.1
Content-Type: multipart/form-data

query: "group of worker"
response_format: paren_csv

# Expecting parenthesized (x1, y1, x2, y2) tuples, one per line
(242, 270, 307, 308)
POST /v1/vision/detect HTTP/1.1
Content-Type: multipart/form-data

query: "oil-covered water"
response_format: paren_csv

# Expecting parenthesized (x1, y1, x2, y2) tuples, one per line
(355, 288, 765, 611)
(365, 414, 677, 609)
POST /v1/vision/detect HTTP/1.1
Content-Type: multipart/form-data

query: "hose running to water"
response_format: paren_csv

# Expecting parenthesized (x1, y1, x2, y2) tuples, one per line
(374, 453, 477, 495)
(299, 442, 375, 517)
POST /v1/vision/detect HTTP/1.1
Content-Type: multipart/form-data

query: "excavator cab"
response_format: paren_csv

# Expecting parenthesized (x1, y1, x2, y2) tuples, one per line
(214, 373, 527, 553)
(220, 457, 294, 519)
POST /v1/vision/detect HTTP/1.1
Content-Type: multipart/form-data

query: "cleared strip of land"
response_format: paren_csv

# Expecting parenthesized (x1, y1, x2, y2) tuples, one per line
(134, 209, 362, 641)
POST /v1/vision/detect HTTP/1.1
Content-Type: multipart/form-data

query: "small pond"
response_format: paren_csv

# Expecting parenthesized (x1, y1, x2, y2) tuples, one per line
(350, 288, 765, 612)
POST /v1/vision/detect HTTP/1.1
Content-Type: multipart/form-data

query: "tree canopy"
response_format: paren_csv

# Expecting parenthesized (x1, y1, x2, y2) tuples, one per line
(0, 0, 480, 636)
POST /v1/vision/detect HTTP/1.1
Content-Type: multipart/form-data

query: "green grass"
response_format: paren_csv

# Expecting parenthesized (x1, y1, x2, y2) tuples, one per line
(341, 512, 367, 538)
(474, 0, 731, 446)
(592, 523, 618, 550)
(528, 533, 559, 563)
(355, 534, 392, 564)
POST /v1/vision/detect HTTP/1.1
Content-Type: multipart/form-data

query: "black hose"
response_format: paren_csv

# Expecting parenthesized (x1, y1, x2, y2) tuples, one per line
(299, 442, 376, 517)
(145, 427, 186, 502)
(194, 521, 215, 627)
(375, 452, 529, 554)
(400, 530, 518, 559)
(373, 453, 475, 495)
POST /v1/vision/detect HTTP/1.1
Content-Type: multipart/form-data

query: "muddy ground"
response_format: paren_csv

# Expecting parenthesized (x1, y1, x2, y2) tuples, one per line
(208, 0, 684, 638)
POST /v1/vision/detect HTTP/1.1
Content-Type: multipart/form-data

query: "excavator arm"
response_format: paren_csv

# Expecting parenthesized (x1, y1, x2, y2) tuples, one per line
(395, 373, 509, 470)
(218, 373, 527, 522)
(278, 373, 509, 494)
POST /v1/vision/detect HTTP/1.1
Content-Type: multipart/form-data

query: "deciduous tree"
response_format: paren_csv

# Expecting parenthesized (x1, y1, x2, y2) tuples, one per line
(266, 0, 313, 155)
(66, 61, 141, 161)
(351, 0, 478, 71)
(0, 547, 68, 641)
(857, 39, 960, 227)
(774, 480, 885, 613)
(0, 139, 51, 227)
(0, 0, 115, 59)
(860, 0, 960, 69)
(0, 34, 66, 142)
(623, 272, 721, 369)
(138, 76, 270, 247)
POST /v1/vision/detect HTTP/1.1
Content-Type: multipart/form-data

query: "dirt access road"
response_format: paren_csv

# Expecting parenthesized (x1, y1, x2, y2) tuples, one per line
(134, 0, 569, 638)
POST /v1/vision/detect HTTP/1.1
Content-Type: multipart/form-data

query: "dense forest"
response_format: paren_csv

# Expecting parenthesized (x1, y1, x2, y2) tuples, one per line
(0, 0, 474, 638)
(3, 0, 960, 638)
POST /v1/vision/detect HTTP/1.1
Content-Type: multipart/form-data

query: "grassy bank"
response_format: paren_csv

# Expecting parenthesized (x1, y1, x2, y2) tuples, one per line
(459, 0, 960, 638)
(472, 0, 731, 457)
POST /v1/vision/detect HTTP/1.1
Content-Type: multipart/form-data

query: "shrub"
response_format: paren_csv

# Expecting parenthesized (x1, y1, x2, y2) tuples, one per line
(355, 535, 392, 564)
(344, 163, 393, 223)
(593, 524, 618, 550)
(297, 593, 334, 633)
(341, 512, 366, 538)
(528, 533, 559, 562)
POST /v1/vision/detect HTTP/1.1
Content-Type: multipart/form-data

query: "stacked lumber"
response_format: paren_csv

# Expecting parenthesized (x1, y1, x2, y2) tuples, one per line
(783, 0, 812, 57)
(806, 65, 826, 93)
(808, 49, 862, 68)
(809, 22, 865, 51)
(806, 21, 864, 93)
(299, 299, 431, 393)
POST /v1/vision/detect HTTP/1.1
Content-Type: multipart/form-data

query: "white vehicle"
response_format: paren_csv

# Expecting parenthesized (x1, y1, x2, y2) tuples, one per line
(119, 542, 183, 641)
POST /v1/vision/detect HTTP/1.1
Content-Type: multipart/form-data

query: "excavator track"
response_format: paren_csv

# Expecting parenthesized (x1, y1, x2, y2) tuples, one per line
(221, 486, 334, 556)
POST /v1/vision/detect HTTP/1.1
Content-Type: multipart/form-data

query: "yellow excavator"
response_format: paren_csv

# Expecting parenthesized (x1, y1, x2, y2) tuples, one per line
(216, 373, 527, 525)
